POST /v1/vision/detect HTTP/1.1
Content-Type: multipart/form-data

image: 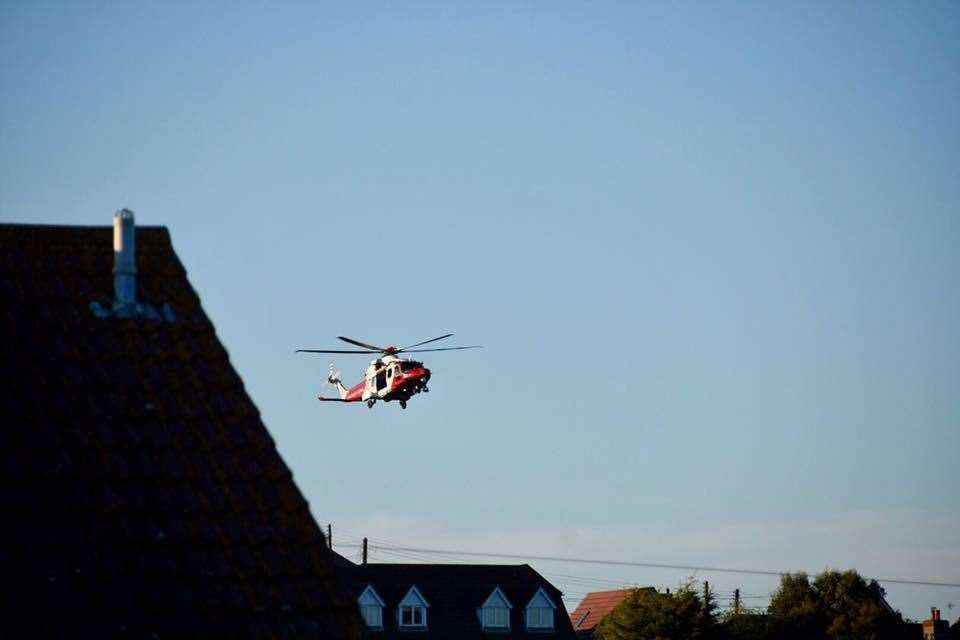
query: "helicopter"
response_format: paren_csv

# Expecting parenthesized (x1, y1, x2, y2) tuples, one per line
(296, 334, 482, 409)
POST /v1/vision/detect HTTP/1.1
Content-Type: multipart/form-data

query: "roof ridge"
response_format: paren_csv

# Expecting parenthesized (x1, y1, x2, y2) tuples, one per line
(1, 222, 169, 230)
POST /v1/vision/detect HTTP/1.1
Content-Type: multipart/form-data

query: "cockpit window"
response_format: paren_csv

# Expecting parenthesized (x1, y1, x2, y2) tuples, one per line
(400, 361, 417, 372)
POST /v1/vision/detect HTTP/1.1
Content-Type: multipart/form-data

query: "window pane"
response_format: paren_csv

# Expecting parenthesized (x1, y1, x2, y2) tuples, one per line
(360, 605, 381, 627)
(413, 607, 423, 625)
(484, 607, 508, 628)
(402, 607, 412, 625)
(543, 608, 553, 627)
(528, 607, 552, 628)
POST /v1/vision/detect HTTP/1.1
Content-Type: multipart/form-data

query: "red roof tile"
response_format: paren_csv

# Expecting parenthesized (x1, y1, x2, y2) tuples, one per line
(568, 588, 653, 635)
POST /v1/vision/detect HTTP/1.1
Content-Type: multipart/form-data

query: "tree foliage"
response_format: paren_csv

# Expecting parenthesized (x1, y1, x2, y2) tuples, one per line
(594, 585, 715, 640)
(594, 570, 905, 640)
(767, 570, 903, 640)
(721, 610, 768, 640)
(767, 573, 829, 639)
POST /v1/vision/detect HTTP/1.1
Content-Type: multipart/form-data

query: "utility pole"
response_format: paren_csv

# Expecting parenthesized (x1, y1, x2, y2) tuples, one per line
(362, 537, 368, 565)
(734, 588, 741, 614)
(703, 580, 710, 608)
(327, 523, 332, 550)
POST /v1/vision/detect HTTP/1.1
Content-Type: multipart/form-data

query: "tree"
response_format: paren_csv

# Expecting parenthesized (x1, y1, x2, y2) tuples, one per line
(813, 570, 903, 639)
(767, 570, 904, 640)
(767, 573, 828, 640)
(720, 609, 768, 640)
(595, 585, 718, 640)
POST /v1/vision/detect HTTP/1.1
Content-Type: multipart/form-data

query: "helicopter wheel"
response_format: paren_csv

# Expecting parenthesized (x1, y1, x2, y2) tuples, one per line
(423, 386, 429, 393)
(400, 400, 407, 409)
(366, 399, 375, 409)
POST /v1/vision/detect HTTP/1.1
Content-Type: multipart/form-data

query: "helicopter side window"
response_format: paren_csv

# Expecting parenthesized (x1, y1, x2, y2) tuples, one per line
(375, 369, 387, 391)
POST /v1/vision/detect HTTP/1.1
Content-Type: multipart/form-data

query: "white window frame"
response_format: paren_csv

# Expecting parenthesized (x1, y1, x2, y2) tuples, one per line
(400, 605, 426, 627)
(357, 585, 385, 629)
(483, 606, 510, 629)
(397, 585, 429, 629)
(479, 586, 513, 630)
(524, 587, 557, 630)
(526, 607, 553, 629)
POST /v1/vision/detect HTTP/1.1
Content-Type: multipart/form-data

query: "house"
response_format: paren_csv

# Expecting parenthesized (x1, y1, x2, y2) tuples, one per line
(0, 213, 359, 638)
(568, 588, 653, 638)
(922, 608, 950, 640)
(339, 562, 577, 638)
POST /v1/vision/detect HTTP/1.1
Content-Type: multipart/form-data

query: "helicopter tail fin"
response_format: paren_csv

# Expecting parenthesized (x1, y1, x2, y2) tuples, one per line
(327, 365, 349, 400)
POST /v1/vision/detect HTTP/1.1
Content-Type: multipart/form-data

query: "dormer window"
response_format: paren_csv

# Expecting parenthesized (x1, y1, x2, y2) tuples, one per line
(480, 586, 513, 630)
(398, 586, 429, 629)
(358, 585, 385, 629)
(525, 587, 556, 630)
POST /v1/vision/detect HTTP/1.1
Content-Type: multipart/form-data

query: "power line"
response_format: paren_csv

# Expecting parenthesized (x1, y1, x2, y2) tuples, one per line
(338, 542, 960, 589)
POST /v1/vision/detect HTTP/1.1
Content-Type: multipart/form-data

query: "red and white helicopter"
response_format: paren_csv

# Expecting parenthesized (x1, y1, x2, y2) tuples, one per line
(296, 334, 482, 409)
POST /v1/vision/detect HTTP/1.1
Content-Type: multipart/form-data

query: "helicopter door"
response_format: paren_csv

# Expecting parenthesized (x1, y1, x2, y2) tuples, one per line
(375, 369, 388, 394)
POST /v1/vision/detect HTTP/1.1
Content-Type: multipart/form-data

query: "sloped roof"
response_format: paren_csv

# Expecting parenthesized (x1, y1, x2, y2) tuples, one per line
(0, 223, 359, 638)
(568, 588, 647, 636)
(341, 563, 576, 639)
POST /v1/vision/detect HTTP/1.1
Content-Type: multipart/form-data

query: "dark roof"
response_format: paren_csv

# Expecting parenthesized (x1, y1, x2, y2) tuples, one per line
(0, 223, 359, 638)
(341, 563, 577, 639)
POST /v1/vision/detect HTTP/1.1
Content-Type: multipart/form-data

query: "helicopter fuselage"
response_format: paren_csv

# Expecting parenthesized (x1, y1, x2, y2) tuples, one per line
(328, 355, 431, 408)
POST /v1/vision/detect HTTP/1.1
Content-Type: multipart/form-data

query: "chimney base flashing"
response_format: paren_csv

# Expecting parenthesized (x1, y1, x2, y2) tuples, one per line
(90, 300, 177, 322)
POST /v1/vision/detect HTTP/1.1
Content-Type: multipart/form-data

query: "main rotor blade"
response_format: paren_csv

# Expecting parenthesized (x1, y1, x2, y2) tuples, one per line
(397, 333, 454, 352)
(401, 345, 483, 353)
(337, 336, 385, 351)
(296, 349, 380, 354)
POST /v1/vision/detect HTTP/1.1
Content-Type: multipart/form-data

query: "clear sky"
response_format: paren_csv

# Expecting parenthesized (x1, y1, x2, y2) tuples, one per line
(2, 1, 958, 621)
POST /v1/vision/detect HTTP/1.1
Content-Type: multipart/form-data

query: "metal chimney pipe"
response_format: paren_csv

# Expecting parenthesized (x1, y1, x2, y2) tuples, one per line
(113, 208, 136, 307)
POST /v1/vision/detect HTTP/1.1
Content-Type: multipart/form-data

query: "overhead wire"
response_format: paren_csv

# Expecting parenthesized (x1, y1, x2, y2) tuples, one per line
(337, 535, 951, 617)
(336, 541, 960, 589)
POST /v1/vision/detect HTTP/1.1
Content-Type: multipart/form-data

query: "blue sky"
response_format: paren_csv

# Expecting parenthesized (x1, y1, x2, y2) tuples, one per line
(2, 1, 958, 620)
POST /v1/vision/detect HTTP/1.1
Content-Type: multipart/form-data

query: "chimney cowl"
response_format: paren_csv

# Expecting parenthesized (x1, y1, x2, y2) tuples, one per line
(113, 208, 136, 308)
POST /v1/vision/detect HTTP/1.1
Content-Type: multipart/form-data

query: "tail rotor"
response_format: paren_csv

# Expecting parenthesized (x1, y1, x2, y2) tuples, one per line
(325, 363, 349, 400)
(327, 363, 342, 386)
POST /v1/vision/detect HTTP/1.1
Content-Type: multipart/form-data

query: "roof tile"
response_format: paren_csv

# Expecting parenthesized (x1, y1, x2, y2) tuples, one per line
(1, 223, 358, 638)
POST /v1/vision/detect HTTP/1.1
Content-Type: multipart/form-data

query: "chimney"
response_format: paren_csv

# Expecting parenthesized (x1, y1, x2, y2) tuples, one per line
(933, 608, 940, 622)
(113, 208, 136, 308)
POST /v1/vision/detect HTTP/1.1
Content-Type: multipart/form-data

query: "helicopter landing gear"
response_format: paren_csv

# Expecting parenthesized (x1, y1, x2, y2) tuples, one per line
(422, 386, 429, 393)
(400, 400, 407, 409)
(366, 399, 375, 409)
